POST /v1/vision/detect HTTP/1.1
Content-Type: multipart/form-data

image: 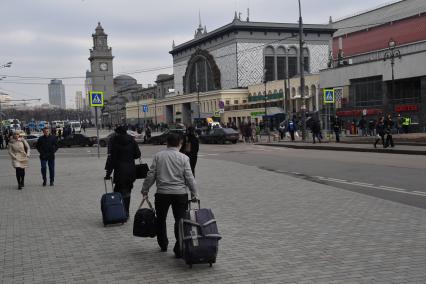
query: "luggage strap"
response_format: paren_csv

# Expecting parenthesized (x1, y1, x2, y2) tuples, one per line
(189, 210, 199, 247)
(183, 234, 222, 241)
(182, 219, 217, 227)
(138, 196, 154, 211)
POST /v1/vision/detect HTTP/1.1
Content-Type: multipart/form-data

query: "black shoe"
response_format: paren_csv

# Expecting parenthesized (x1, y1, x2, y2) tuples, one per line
(17, 185, 22, 190)
(160, 247, 167, 252)
(50, 182, 54, 186)
(43, 180, 46, 186)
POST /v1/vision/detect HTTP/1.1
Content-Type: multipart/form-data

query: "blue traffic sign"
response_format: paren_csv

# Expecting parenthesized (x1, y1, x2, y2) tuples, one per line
(89, 91, 104, 107)
(143, 105, 148, 113)
(323, 89, 335, 104)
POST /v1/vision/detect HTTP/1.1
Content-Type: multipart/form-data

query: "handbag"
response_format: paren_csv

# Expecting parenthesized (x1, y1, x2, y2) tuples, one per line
(135, 158, 149, 179)
(133, 197, 157, 238)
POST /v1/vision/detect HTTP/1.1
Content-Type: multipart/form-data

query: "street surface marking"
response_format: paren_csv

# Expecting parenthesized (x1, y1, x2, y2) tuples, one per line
(317, 177, 424, 197)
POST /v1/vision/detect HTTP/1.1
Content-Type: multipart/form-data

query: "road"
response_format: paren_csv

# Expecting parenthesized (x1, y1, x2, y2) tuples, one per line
(10, 140, 424, 209)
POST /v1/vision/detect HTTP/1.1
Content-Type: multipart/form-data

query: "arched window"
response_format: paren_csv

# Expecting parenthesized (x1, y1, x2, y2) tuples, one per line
(303, 48, 310, 73)
(264, 46, 275, 82)
(276, 46, 287, 80)
(288, 47, 298, 78)
(310, 85, 316, 97)
(305, 86, 309, 97)
(291, 87, 296, 98)
(184, 50, 221, 94)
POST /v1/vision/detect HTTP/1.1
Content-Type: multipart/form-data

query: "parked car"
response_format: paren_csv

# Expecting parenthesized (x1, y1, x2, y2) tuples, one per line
(200, 128, 239, 144)
(58, 133, 96, 147)
(98, 130, 144, 147)
(24, 134, 42, 148)
(147, 129, 185, 145)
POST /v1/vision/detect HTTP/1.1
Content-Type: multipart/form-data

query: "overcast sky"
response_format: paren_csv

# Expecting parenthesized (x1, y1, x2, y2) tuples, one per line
(0, 0, 394, 108)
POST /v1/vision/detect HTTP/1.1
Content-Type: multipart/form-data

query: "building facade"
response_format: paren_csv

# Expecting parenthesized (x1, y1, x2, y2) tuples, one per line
(320, 0, 426, 132)
(75, 91, 84, 110)
(170, 14, 334, 97)
(48, 79, 66, 109)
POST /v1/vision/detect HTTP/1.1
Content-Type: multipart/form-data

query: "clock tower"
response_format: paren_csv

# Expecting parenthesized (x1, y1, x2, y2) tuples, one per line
(88, 22, 114, 101)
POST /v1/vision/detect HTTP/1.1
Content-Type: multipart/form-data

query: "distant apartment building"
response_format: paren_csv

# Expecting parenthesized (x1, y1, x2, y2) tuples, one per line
(48, 79, 66, 109)
(75, 91, 84, 110)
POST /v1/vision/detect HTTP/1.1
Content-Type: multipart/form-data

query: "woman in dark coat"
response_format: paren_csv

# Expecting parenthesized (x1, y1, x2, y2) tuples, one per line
(105, 126, 141, 218)
(374, 117, 386, 148)
(180, 126, 199, 176)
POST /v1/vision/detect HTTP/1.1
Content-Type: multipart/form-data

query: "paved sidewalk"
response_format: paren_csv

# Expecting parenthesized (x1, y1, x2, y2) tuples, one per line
(1, 153, 426, 283)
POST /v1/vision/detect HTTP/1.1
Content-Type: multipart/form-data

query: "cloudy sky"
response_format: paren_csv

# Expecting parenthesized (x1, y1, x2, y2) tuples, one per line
(0, 0, 394, 108)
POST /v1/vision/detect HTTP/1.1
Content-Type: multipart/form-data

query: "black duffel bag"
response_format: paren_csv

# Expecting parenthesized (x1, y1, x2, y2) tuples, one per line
(135, 159, 149, 179)
(133, 197, 157, 238)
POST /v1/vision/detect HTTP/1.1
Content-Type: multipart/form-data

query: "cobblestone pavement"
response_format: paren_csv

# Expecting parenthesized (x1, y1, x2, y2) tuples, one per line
(0, 151, 426, 283)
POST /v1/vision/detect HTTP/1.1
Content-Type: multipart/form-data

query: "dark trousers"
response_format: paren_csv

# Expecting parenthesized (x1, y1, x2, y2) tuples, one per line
(15, 167, 25, 186)
(40, 159, 55, 182)
(334, 131, 340, 142)
(113, 184, 132, 218)
(374, 134, 385, 148)
(313, 133, 321, 143)
(189, 156, 197, 177)
(385, 134, 394, 148)
(154, 193, 188, 253)
(289, 131, 295, 141)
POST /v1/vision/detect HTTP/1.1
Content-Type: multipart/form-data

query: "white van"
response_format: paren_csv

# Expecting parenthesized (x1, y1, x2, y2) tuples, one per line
(70, 121, 81, 133)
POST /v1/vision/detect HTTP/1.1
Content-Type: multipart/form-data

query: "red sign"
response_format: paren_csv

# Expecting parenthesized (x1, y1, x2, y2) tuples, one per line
(395, 105, 417, 112)
(336, 108, 383, 117)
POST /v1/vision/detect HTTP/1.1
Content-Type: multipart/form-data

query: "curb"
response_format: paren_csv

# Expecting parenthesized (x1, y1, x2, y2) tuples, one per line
(256, 143, 426, 156)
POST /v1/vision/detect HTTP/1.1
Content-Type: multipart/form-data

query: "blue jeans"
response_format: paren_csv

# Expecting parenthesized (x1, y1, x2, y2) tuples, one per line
(40, 159, 55, 182)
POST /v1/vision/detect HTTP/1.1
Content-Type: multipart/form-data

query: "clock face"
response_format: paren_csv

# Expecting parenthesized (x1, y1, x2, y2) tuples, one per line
(99, 62, 108, 71)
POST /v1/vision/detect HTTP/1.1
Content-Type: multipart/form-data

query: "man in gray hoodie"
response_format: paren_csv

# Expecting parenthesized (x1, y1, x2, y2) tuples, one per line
(142, 133, 198, 258)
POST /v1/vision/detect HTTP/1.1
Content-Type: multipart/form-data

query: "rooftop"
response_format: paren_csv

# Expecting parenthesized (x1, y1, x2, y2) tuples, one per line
(170, 17, 335, 55)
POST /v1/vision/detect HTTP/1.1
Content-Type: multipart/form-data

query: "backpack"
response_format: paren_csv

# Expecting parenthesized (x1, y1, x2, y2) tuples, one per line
(288, 121, 295, 131)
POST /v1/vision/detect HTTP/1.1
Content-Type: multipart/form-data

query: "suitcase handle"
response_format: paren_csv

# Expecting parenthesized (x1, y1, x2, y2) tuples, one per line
(187, 199, 200, 210)
(103, 178, 114, 194)
(139, 196, 154, 210)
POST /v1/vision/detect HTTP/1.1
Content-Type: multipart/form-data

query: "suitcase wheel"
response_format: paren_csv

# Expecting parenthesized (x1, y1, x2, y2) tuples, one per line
(209, 262, 213, 267)
(188, 264, 192, 269)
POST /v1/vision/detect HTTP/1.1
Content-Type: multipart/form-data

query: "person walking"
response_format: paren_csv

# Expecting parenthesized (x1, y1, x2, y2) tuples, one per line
(0, 133, 4, 149)
(288, 117, 297, 141)
(8, 132, 30, 190)
(180, 126, 199, 176)
(141, 133, 198, 258)
(384, 114, 395, 148)
(104, 125, 141, 219)
(312, 119, 322, 144)
(36, 127, 58, 186)
(333, 116, 341, 143)
(374, 117, 386, 148)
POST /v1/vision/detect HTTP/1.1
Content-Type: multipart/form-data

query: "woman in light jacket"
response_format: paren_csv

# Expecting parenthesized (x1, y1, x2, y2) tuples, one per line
(8, 132, 30, 190)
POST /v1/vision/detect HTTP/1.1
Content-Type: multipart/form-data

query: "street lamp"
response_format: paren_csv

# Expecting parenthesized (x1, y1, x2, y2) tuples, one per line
(263, 68, 270, 142)
(298, 0, 307, 141)
(384, 38, 401, 113)
(197, 81, 201, 125)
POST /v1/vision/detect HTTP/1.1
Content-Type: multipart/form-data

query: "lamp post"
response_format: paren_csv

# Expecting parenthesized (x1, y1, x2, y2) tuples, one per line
(197, 81, 201, 125)
(298, 0, 307, 141)
(154, 91, 157, 129)
(384, 38, 401, 113)
(263, 68, 270, 142)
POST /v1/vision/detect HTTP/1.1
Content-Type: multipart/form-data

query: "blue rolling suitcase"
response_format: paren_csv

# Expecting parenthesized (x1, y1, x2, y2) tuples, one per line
(101, 179, 127, 226)
(179, 200, 221, 268)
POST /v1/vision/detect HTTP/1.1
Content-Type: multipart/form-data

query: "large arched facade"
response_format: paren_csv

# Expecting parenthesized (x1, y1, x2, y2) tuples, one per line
(183, 49, 221, 94)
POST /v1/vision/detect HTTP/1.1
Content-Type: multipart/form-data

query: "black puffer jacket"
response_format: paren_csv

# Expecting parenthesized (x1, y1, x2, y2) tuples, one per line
(36, 135, 58, 160)
(105, 133, 141, 186)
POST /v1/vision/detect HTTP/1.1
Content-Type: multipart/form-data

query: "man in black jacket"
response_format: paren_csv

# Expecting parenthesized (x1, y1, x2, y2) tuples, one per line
(180, 126, 199, 176)
(36, 127, 58, 186)
(105, 125, 141, 218)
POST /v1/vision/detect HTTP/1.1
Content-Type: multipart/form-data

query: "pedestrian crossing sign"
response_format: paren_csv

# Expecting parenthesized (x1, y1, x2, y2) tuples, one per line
(323, 89, 335, 104)
(89, 91, 104, 107)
